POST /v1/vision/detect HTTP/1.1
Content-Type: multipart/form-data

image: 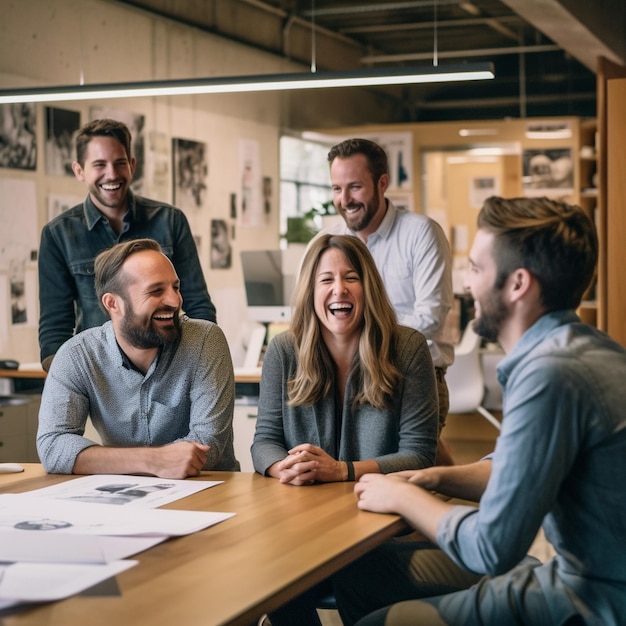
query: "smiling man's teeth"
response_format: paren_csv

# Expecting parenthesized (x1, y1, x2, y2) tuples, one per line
(101, 183, 121, 190)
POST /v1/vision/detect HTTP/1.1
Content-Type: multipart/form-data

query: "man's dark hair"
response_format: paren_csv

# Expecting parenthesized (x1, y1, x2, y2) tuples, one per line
(75, 118, 132, 166)
(478, 196, 598, 311)
(327, 138, 389, 184)
(94, 239, 162, 311)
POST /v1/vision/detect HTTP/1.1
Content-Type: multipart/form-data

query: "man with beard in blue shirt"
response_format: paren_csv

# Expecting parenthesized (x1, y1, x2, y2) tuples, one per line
(335, 196, 626, 626)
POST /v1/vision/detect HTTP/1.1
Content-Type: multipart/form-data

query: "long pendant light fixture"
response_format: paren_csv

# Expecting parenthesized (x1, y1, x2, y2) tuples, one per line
(0, 63, 494, 105)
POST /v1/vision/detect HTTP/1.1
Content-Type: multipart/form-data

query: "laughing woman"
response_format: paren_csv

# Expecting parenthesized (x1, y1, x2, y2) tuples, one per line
(251, 234, 438, 487)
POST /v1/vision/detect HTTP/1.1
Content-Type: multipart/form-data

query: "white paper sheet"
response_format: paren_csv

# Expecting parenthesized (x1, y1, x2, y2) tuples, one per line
(0, 530, 164, 563)
(24, 474, 222, 508)
(0, 560, 137, 603)
(0, 476, 234, 609)
(0, 494, 234, 536)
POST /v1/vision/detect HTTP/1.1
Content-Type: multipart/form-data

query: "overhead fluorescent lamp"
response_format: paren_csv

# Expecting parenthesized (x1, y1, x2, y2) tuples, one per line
(0, 63, 494, 104)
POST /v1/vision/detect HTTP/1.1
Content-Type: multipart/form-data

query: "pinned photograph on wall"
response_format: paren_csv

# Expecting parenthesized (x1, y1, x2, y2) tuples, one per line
(47, 194, 83, 223)
(524, 120, 572, 140)
(0, 179, 39, 330)
(90, 107, 145, 194)
(10, 259, 27, 325)
(173, 138, 208, 211)
(359, 131, 412, 190)
(522, 148, 573, 196)
(211, 219, 232, 270)
(263, 176, 272, 216)
(387, 191, 413, 214)
(470, 176, 499, 209)
(0, 103, 37, 170)
(147, 131, 171, 203)
(238, 139, 263, 227)
(45, 107, 80, 176)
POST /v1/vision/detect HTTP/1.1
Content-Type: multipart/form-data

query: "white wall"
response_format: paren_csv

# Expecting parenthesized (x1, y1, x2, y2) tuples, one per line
(0, 0, 293, 361)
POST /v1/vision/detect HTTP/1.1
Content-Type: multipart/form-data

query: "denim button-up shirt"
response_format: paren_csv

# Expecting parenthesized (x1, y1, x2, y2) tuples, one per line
(38, 193, 216, 362)
(437, 310, 626, 624)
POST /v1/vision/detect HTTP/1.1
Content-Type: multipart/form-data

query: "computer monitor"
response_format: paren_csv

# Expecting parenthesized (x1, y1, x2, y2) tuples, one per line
(240, 249, 296, 323)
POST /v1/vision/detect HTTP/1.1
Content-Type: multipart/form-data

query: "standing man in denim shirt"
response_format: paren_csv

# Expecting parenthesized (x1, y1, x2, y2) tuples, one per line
(334, 196, 626, 626)
(38, 118, 216, 372)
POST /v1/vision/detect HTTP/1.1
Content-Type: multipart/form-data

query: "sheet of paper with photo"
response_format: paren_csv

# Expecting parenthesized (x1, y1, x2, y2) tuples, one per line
(24, 474, 222, 509)
(0, 494, 234, 536)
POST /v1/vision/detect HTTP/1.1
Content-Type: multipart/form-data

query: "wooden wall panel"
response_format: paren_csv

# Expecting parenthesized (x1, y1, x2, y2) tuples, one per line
(606, 78, 626, 346)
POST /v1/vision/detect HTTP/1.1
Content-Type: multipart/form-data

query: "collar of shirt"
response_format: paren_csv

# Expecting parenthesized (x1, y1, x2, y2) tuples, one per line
(83, 192, 135, 231)
(496, 309, 579, 388)
(372, 198, 398, 241)
(342, 198, 398, 243)
(114, 337, 164, 375)
(116, 339, 142, 373)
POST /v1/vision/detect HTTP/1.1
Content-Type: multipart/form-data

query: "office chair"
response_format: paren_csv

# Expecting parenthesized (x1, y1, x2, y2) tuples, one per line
(447, 323, 501, 431)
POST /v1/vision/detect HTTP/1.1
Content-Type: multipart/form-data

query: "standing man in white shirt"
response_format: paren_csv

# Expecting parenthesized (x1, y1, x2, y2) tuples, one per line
(326, 138, 455, 465)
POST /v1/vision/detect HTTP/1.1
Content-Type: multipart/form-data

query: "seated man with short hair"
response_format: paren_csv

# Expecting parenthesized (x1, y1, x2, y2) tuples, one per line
(37, 238, 238, 477)
(335, 196, 626, 626)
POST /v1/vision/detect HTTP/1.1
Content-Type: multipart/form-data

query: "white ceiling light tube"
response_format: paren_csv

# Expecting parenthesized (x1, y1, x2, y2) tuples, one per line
(0, 63, 494, 104)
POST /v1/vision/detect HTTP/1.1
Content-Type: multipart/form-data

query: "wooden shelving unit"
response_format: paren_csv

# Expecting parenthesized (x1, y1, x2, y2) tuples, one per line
(577, 118, 599, 327)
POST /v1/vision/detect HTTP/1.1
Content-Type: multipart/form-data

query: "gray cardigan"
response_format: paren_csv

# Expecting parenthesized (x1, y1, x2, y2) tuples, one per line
(251, 325, 438, 476)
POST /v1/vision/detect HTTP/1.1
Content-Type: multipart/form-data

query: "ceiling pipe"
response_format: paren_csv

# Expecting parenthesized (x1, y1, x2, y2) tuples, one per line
(362, 43, 559, 64)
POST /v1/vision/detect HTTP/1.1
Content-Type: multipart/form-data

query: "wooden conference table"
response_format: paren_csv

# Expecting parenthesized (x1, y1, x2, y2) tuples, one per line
(0, 464, 407, 626)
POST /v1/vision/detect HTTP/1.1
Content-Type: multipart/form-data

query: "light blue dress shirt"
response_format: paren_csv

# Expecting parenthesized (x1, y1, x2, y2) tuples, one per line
(437, 310, 626, 624)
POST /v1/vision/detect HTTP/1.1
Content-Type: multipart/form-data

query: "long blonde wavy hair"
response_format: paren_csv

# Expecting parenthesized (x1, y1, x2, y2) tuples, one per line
(288, 234, 401, 409)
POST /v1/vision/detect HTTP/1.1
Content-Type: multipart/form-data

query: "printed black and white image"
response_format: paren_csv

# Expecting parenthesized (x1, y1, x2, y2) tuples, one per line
(263, 176, 272, 215)
(0, 179, 39, 337)
(45, 107, 80, 176)
(90, 106, 145, 194)
(211, 219, 232, 269)
(147, 130, 171, 202)
(360, 131, 412, 189)
(22, 474, 220, 510)
(470, 175, 499, 209)
(173, 138, 208, 210)
(238, 139, 262, 226)
(61, 483, 176, 506)
(0, 103, 37, 170)
(10, 258, 27, 324)
(387, 192, 413, 214)
(14, 519, 73, 531)
(47, 193, 83, 222)
(522, 148, 573, 196)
